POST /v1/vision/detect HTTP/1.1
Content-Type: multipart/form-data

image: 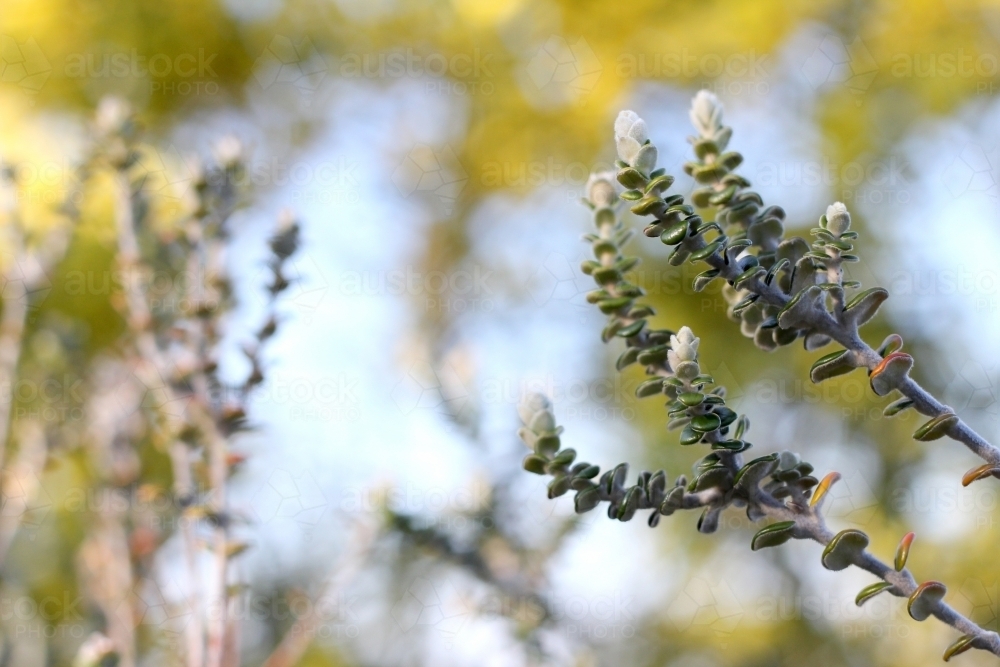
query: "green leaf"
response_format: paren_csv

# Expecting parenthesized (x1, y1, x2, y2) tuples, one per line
(620, 189, 643, 201)
(617, 168, 647, 189)
(734, 415, 749, 439)
(660, 221, 687, 246)
(601, 319, 622, 343)
(731, 293, 761, 317)
(733, 266, 766, 290)
(943, 634, 977, 662)
(522, 454, 548, 475)
(645, 173, 674, 193)
(751, 521, 797, 550)
(843, 287, 889, 327)
(695, 220, 722, 236)
(635, 377, 665, 398)
(630, 196, 666, 217)
(733, 454, 778, 495)
(718, 152, 743, 170)
(810, 349, 858, 383)
(593, 267, 620, 284)
(711, 439, 751, 453)
(598, 297, 633, 314)
(709, 184, 737, 206)
(679, 425, 701, 445)
(574, 487, 602, 513)
(869, 352, 914, 396)
(765, 258, 790, 285)
(883, 397, 914, 417)
(877, 333, 904, 356)
(534, 435, 560, 457)
(616, 319, 646, 338)
(821, 529, 869, 571)
(907, 581, 947, 621)
(855, 582, 894, 607)
(697, 507, 721, 533)
(690, 413, 722, 432)
(595, 207, 616, 226)
(777, 285, 822, 329)
(616, 347, 640, 371)
(693, 139, 719, 159)
(667, 417, 691, 431)
(551, 448, 576, 467)
(895, 532, 914, 571)
(694, 466, 731, 492)
(616, 487, 641, 521)
(693, 268, 721, 292)
(913, 413, 959, 441)
(689, 240, 724, 263)
(668, 246, 690, 266)
(636, 345, 668, 365)
(678, 392, 704, 407)
(714, 406, 737, 427)
(547, 475, 571, 499)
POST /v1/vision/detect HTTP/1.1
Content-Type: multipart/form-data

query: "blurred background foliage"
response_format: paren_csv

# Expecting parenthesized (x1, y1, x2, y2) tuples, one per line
(2, 0, 1000, 665)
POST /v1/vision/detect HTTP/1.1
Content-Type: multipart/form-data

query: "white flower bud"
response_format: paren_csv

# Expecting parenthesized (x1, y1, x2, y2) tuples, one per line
(614, 110, 647, 165)
(627, 118, 648, 144)
(676, 343, 697, 362)
(585, 171, 618, 208)
(518, 392, 551, 426)
(674, 326, 698, 347)
(95, 96, 133, 136)
(689, 90, 724, 138)
(213, 135, 244, 168)
(614, 110, 641, 140)
(826, 202, 851, 236)
(529, 409, 556, 434)
(668, 327, 700, 367)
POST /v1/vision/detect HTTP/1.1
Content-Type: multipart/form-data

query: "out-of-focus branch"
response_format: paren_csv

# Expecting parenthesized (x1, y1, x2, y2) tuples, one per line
(104, 101, 206, 667)
(261, 521, 376, 667)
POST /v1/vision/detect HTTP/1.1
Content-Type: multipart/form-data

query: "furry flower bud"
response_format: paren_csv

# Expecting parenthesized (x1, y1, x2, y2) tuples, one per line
(826, 202, 851, 236)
